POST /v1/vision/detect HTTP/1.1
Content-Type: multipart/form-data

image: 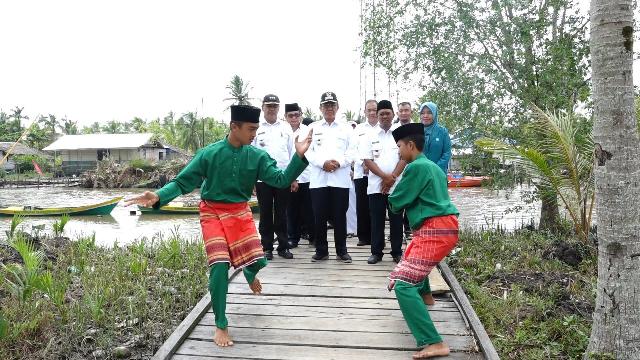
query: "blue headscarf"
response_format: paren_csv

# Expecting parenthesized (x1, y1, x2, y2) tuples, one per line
(419, 101, 438, 139)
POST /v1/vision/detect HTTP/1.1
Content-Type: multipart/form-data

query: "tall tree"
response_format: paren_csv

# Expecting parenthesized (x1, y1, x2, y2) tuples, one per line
(59, 117, 78, 135)
(101, 120, 123, 134)
(361, 0, 590, 231)
(129, 117, 147, 133)
(178, 112, 201, 152)
(586, 0, 640, 357)
(224, 75, 253, 106)
(39, 114, 59, 142)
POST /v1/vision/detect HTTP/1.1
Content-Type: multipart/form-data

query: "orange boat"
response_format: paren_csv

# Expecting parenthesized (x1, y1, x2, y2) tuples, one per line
(447, 175, 490, 187)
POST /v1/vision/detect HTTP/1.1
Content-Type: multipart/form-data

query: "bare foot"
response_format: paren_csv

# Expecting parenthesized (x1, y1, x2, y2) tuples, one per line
(412, 342, 449, 359)
(213, 327, 234, 347)
(422, 293, 435, 306)
(249, 278, 262, 294)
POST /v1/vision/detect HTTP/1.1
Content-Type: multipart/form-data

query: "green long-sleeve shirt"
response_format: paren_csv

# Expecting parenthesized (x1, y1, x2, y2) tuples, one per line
(155, 137, 308, 207)
(389, 154, 458, 230)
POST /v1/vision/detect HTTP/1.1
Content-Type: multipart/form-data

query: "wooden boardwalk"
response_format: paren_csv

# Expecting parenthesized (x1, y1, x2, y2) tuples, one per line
(154, 237, 498, 360)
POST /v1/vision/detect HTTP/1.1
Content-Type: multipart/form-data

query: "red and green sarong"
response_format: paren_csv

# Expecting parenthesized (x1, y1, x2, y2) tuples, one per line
(199, 200, 264, 268)
(388, 214, 459, 289)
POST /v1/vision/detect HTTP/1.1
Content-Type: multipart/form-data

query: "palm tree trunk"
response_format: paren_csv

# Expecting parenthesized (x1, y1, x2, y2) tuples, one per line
(538, 193, 560, 232)
(587, 0, 640, 357)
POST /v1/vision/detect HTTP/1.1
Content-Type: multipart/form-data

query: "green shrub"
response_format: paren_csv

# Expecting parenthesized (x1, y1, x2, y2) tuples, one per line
(128, 158, 157, 173)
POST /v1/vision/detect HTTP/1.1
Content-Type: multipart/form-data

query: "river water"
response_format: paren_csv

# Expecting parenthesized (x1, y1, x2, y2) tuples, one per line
(0, 186, 539, 246)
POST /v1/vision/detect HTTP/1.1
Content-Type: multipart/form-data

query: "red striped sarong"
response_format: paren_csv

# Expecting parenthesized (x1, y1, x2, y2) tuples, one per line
(199, 200, 264, 268)
(388, 214, 459, 289)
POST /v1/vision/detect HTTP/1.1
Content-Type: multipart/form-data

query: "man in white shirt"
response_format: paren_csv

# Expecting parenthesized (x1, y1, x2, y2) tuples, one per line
(394, 101, 413, 125)
(362, 100, 407, 264)
(353, 99, 378, 247)
(251, 94, 295, 260)
(306, 91, 356, 263)
(284, 103, 315, 248)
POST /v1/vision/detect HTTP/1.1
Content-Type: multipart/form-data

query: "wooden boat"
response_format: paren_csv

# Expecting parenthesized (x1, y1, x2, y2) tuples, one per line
(447, 175, 490, 188)
(0, 197, 122, 217)
(139, 199, 259, 215)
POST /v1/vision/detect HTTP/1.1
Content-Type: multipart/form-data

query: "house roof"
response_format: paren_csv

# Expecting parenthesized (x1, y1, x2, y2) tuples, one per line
(0, 142, 42, 156)
(43, 133, 160, 151)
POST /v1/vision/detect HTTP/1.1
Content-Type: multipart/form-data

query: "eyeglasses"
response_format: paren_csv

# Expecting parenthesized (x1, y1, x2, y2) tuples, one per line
(286, 113, 302, 118)
(264, 104, 279, 109)
(321, 103, 337, 109)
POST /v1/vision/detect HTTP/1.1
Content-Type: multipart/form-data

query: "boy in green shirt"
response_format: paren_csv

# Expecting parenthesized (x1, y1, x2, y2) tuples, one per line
(125, 105, 312, 347)
(388, 123, 459, 359)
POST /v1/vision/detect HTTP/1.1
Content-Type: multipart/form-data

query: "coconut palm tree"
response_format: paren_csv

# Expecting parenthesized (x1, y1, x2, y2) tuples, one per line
(178, 112, 201, 152)
(224, 75, 253, 106)
(476, 107, 594, 242)
(59, 117, 78, 135)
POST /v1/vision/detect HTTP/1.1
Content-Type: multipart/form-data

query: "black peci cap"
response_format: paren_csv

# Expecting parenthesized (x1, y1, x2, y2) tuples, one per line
(377, 99, 394, 112)
(285, 103, 301, 113)
(231, 105, 261, 123)
(392, 123, 424, 143)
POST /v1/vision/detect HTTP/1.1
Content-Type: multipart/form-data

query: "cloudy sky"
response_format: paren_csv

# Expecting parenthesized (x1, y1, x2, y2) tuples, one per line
(0, 0, 636, 128)
(1, 0, 385, 126)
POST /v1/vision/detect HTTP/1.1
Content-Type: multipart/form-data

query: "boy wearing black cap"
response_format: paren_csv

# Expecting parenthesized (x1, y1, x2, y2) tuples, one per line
(361, 100, 406, 264)
(387, 123, 459, 359)
(125, 105, 312, 348)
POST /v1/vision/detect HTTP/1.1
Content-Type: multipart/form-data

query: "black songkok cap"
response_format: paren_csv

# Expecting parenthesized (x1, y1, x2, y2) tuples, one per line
(377, 99, 394, 112)
(231, 105, 261, 123)
(285, 103, 301, 113)
(302, 117, 313, 126)
(392, 123, 424, 143)
(320, 91, 338, 104)
(262, 94, 280, 104)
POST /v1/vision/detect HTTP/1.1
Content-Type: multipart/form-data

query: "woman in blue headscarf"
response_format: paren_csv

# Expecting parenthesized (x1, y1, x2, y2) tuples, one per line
(419, 102, 451, 174)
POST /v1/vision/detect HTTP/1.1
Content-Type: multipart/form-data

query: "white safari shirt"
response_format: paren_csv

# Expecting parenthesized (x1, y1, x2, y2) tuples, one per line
(353, 121, 378, 180)
(252, 119, 294, 171)
(306, 119, 356, 189)
(291, 123, 312, 183)
(361, 125, 402, 195)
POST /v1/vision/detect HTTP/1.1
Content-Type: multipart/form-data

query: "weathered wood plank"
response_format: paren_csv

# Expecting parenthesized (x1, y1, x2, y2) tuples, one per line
(226, 293, 458, 310)
(218, 303, 466, 322)
(228, 282, 398, 299)
(175, 340, 483, 360)
(440, 261, 499, 360)
(199, 313, 471, 335)
(187, 325, 476, 351)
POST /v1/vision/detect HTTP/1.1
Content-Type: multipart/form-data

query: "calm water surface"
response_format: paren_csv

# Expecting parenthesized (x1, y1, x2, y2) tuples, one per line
(0, 186, 539, 246)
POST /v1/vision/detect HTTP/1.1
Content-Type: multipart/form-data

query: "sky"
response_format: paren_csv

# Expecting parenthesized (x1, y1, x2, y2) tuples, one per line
(0, 0, 637, 128)
(0, 0, 384, 126)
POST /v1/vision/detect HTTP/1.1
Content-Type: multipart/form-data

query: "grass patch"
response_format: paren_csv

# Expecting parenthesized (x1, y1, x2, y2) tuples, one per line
(449, 229, 596, 359)
(0, 231, 208, 359)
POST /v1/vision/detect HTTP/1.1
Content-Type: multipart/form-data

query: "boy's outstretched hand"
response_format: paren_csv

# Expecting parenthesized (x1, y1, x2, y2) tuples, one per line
(124, 191, 160, 207)
(295, 128, 313, 158)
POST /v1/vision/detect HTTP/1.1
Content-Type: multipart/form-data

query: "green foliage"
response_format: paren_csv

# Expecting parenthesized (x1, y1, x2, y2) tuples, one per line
(0, 312, 8, 339)
(52, 214, 70, 238)
(6, 215, 24, 239)
(224, 74, 253, 106)
(361, 0, 590, 147)
(12, 154, 51, 173)
(450, 229, 595, 359)
(475, 108, 594, 241)
(128, 158, 157, 173)
(1, 235, 47, 302)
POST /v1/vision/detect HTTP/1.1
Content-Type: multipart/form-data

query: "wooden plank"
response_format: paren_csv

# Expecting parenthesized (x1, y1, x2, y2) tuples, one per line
(440, 261, 499, 360)
(199, 313, 471, 335)
(175, 340, 483, 360)
(218, 303, 466, 322)
(227, 283, 398, 299)
(152, 268, 242, 360)
(187, 325, 476, 351)
(226, 294, 458, 310)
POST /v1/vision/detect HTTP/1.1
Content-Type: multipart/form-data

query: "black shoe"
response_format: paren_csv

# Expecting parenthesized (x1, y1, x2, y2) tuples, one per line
(288, 241, 299, 248)
(356, 240, 371, 246)
(264, 250, 273, 260)
(367, 254, 382, 264)
(311, 253, 329, 262)
(337, 253, 352, 263)
(277, 249, 294, 259)
(392, 255, 402, 264)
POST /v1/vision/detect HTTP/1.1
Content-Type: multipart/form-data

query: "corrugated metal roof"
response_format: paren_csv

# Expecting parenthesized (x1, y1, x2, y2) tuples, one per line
(0, 142, 42, 155)
(43, 133, 157, 151)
